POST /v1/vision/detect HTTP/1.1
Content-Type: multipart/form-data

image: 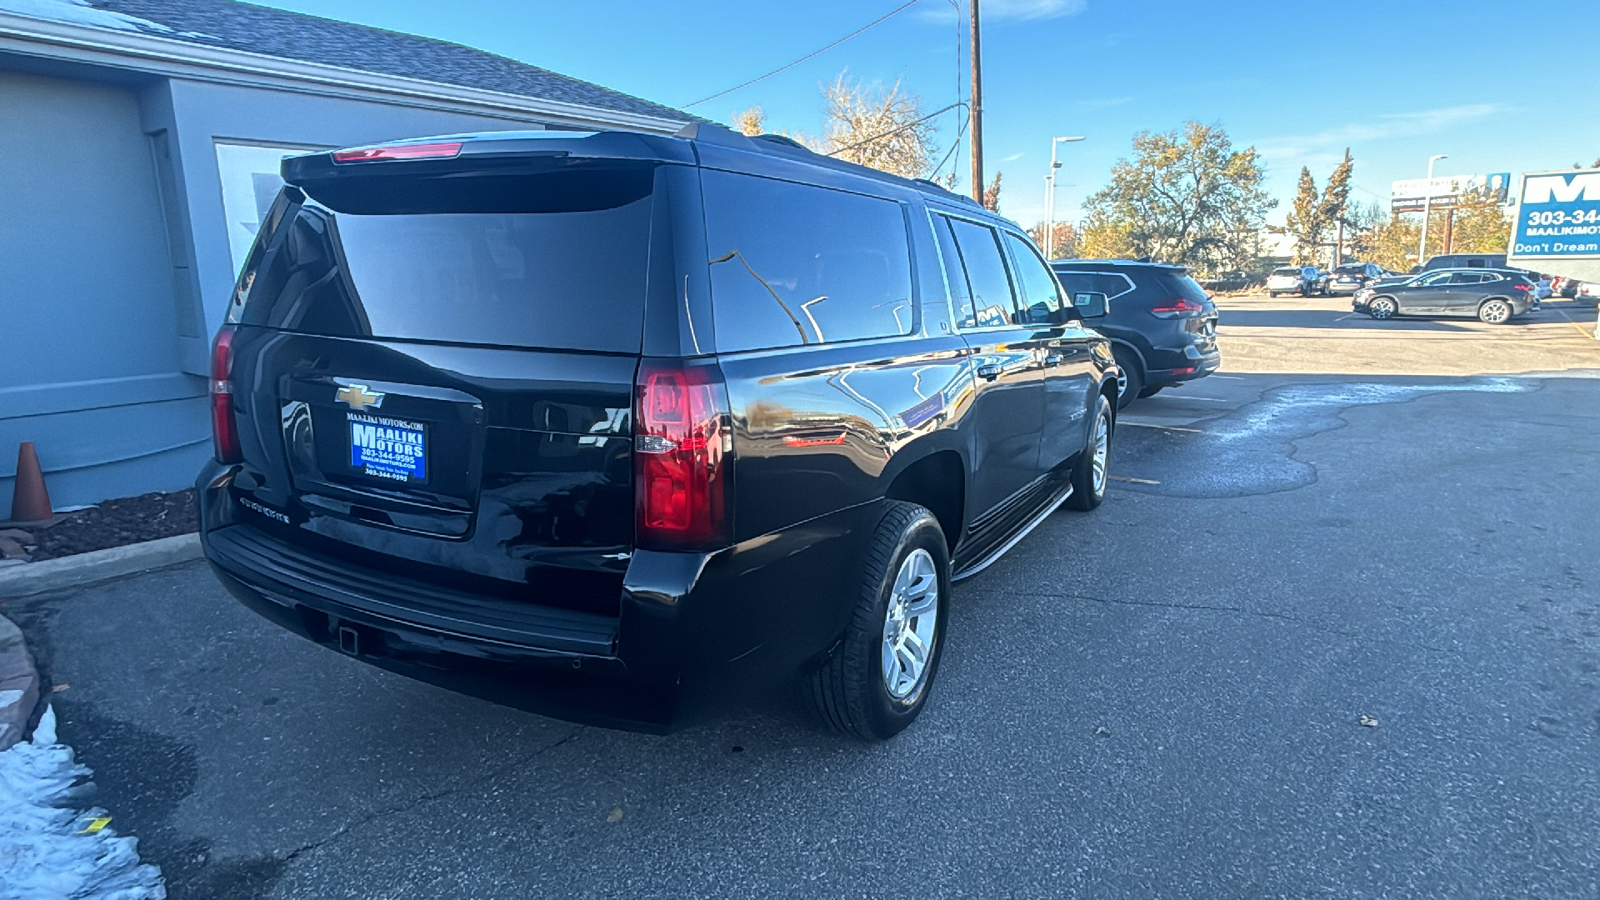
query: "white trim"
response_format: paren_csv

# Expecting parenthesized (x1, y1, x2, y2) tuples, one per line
(0, 11, 689, 133)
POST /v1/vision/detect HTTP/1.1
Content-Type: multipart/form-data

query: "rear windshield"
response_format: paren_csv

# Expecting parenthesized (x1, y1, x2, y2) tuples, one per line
(1335, 265, 1364, 273)
(1155, 270, 1210, 304)
(1272, 267, 1299, 276)
(235, 167, 655, 353)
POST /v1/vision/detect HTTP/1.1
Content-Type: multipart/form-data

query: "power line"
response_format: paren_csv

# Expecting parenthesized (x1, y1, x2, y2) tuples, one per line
(827, 101, 967, 159)
(682, 0, 926, 109)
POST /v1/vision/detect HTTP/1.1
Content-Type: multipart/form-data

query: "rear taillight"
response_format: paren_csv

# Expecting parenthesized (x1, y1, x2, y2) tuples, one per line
(331, 141, 463, 163)
(1151, 298, 1205, 319)
(1512, 283, 1531, 291)
(210, 325, 241, 464)
(634, 359, 732, 551)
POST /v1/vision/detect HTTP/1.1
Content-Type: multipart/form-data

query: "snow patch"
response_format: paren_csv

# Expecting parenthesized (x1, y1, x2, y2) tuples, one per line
(0, 0, 174, 34)
(0, 706, 165, 900)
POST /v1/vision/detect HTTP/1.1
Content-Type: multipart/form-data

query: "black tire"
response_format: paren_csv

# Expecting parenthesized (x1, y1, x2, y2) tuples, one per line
(1478, 298, 1512, 324)
(809, 501, 950, 741)
(1268, 291, 1278, 298)
(1067, 394, 1113, 511)
(1110, 346, 1143, 410)
(1137, 386, 1164, 398)
(1368, 296, 1398, 320)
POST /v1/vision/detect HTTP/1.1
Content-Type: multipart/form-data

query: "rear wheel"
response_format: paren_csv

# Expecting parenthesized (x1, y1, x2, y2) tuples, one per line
(1067, 395, 1112, 511)
(1268, 291, 1279, 298)
(1110, 346, 1143, 410)
(1478, 298, 1512, 324)
(1368, 296, 1398, 320)
(810, 501, 950, 741)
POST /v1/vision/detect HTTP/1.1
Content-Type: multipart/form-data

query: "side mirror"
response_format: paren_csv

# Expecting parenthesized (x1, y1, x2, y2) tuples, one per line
(1073, 291, 1110, 318)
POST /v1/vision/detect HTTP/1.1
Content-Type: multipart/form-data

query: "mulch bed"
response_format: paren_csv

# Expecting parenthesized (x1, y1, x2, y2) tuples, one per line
(14, 490, 198, 562)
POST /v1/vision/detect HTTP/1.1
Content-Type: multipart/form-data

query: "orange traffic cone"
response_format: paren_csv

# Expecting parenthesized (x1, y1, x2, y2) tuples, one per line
(10, 442, 53, 523)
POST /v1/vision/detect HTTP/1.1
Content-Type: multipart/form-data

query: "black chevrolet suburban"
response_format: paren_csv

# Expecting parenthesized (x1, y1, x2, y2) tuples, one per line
(198, 126, 1118, 740)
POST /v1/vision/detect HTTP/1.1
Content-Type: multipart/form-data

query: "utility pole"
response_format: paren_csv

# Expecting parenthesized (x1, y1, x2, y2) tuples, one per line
(969, 0, 983, 205)
(1444, 208, 1455, 254)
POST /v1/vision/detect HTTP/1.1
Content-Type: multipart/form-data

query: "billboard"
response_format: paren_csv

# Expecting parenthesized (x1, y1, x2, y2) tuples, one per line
(1390, 173, 1510, 212)
(1508, 169, 1600, 261)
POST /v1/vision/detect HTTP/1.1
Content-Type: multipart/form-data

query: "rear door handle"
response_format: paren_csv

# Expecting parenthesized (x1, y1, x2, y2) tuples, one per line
(976, 364, 1002, 381)
(1044, 352, 1065, 367)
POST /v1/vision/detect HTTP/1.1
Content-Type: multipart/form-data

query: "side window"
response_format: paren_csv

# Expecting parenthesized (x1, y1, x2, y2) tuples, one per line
(1417, 272, 1452, 287)
(945, 218, 1020, 328)
(1449, 272, 1486, 285)
(1053, 270, 1133, 303)
(1002, 232, 1065, 325)
(1467, 258, 1485, 268)
(703, 171, 915, 352)
(930, 215, 976, 329)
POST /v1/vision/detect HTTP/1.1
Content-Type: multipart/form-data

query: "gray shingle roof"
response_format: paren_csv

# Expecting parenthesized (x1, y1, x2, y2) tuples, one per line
(39, 0, 693, 123)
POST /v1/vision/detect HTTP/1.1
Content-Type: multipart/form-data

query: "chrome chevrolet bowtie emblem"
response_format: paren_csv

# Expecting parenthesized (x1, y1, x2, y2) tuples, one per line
(335, 383, 385, 411)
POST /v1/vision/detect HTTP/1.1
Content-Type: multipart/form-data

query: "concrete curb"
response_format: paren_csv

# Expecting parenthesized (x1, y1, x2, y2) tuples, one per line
(0, 613, 40, 750)
(0, 533, 203, 601)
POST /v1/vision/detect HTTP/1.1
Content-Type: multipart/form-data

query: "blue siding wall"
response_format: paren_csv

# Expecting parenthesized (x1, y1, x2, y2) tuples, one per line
(0, 67, 558, 519)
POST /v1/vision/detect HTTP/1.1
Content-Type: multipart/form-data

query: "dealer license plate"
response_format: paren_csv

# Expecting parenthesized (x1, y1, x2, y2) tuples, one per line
(347, 413, 428, 483)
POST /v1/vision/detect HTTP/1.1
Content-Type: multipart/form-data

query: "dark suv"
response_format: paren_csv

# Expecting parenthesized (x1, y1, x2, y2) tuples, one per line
(198, 126, 1118, 740)
(1049, 259, 1220, 407)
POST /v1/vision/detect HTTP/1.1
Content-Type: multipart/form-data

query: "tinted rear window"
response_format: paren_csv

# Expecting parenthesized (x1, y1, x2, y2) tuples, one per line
(238, 167, 655, 353)
(1272, 267, 1299, 276)
(703, 171, 914, 352)
(1154, 270, 1210, 305)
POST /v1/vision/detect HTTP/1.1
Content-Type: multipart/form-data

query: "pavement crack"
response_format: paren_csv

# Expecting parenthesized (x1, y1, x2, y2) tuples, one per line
(278, 725, 585, 867)
(965, 587, 1451, 654)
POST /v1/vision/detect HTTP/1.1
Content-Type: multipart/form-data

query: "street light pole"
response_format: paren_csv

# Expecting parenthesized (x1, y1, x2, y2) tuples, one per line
(1045, 135, 1084, 259)
(1418, 153, 1447, 267)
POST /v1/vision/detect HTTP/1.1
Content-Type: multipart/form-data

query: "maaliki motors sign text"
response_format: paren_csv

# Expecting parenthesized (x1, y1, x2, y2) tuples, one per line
(1511, 170, 1600, 259)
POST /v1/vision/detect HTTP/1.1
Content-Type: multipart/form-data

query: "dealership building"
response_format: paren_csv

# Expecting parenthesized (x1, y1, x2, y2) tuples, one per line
(0, 0, 692, 518)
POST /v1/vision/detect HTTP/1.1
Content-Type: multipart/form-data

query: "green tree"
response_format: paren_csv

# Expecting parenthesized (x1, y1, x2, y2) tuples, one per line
(1319, 149, 1354, 262)
(1284, 167, 1323, 264)
(1080, 121, 1276, 271)
(1364, 215, 1420, 271)
(1441, 187, 1512, 255)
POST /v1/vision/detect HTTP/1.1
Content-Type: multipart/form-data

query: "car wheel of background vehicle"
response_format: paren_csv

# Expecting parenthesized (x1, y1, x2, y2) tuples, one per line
(1478, 298, 1512, 324)
(1110, 347, 1142, 410)
(1368, 297, 1397, 320)
(1137, 386, 1164, 399)
(1268, 291, 1278, 298)
(809, 501, 949, 741)
(1067, 394, 1112, 511)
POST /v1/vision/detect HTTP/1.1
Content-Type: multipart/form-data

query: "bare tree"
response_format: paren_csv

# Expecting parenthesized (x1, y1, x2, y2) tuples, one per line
(731, 106, 767, 136)
(815, 73, 938, 180)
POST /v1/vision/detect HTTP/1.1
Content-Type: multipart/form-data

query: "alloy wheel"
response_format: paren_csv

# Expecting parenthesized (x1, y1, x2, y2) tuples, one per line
(1091, 411, 1109, 497)
(881, 548, 940, 701)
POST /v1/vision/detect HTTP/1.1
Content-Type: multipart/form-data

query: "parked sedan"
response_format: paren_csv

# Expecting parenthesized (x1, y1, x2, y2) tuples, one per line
(1352, 269, 1534, 324)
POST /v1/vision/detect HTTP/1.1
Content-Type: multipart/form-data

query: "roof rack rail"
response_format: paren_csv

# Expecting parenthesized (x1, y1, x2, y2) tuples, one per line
(752, 133, 808, 150)
(913, 177, 981, 206)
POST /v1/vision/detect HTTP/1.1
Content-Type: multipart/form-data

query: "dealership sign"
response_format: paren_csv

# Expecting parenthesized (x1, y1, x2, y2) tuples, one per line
(1509, 169, 1600, 260)
(1390, 173, 1510, 212)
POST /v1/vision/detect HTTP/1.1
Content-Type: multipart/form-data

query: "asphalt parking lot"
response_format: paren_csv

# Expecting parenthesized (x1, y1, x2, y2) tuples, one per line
(7, 294, 1600, 899)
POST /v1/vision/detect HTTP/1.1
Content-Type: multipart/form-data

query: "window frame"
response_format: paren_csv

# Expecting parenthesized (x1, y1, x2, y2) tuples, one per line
(999, 229, 1075, 325)
(936, 211, 1026, 334)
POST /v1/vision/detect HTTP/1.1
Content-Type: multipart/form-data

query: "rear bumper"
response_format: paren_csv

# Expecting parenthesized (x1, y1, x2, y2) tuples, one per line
(197, 463, 869, 732)
(1142, 343, 1221, 387)
(1326, 282, 1364, 295)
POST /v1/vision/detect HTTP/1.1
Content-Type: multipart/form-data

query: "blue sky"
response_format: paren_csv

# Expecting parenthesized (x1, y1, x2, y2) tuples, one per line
(255, 0, 1598, 229)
